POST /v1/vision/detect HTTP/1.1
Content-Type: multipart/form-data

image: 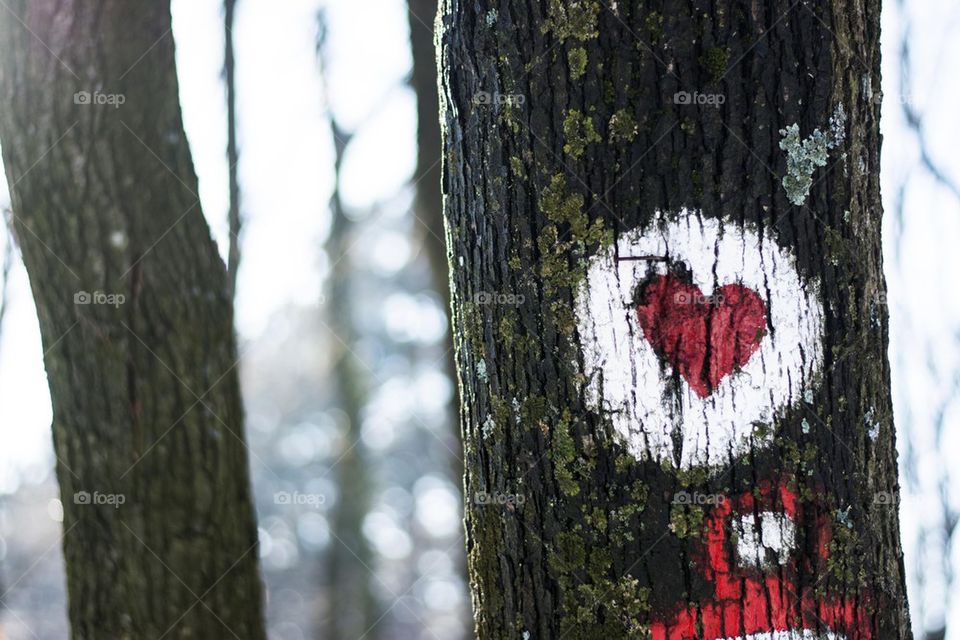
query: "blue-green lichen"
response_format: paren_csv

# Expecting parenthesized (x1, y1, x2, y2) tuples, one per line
(778, 124, 831, 205)
(778, 106, 847, 205)
(481, 414, 496, 440)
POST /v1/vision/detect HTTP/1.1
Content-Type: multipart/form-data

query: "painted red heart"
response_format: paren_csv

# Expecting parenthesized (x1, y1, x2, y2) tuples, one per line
(636, 274, 767, 397)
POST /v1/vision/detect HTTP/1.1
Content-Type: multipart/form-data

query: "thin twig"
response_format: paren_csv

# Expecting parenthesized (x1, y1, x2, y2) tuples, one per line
(224, 0, 241, 300)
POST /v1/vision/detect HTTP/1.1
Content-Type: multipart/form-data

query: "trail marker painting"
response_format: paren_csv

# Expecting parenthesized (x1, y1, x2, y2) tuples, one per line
(635, 274, 767, 398)
(575, 210, 824, 468)
(650, 480, 874, 640)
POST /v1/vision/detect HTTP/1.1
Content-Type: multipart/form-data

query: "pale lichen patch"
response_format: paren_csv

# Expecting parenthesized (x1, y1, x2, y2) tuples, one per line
(862, 75, 873, 102)
(778, 105, 847, 205)
(481, 415, 496, 440)
(778, 125, 831, 205)
(864, 408, 880, 441)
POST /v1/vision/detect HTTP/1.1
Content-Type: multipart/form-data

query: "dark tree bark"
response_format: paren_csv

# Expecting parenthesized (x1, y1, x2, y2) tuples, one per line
(0, 2, 266, 638)
(439, 1, 911, 639)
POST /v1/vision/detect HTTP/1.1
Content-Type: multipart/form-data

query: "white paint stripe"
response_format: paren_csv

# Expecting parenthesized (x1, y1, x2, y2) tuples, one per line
(575, 210, 824, 468)
(734, 512, 797, 569)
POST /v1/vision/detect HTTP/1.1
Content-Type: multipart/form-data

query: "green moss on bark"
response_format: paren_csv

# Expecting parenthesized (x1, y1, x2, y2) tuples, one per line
(544, 0, 601, 42)
(537, 174, 612, 297)
(608, 109, 638, 144)
(568, 47, 589, 81)
(563, 109, 602, 158)
(552, 409, 581, 496)
(699, 47, 730, 82)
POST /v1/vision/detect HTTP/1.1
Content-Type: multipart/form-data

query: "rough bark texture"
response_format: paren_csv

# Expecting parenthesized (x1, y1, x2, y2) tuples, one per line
(0, 2, 266, 638)
(438, 0, 911, 638)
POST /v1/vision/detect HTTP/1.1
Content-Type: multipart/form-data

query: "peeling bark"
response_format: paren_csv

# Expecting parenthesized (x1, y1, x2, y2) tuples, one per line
(438, 0, 910, 638)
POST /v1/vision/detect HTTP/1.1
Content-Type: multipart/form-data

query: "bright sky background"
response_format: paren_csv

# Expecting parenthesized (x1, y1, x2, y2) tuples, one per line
(881, 1, 960, 635)
(0, 0, 958, 636)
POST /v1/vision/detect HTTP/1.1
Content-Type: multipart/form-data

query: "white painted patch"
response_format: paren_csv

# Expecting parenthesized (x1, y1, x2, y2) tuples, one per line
(735, 511, 797, 570)
(575, 210, 823, 468)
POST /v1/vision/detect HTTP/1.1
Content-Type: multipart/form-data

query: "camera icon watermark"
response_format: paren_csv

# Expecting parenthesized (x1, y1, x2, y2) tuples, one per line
(74, 490, 126, 509)
(274, 491, 325, 508)
(672, 491, 727, 506)
(673, 291, 724, 306)
(74, 291, 126, 308)
(472, 91, 526, 107)
(873, 491, 899, 506)
(474, 491, 525, 506)
(474, 291, 525, 306)
(74, 90, 126, 109)
(673, 91, 725, 107)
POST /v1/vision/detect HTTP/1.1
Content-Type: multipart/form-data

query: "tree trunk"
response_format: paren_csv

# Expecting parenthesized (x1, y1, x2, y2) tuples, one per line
(0, 2, 266, 638)
(438, 1, 911, 639)
(321, 110, 380, 639)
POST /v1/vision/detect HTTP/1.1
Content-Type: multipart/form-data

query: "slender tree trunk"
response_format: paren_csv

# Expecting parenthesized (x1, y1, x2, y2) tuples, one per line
(321, 111, 380, 639)
(439, 1, 911, 638)
(0, 2, 266, 638)
(224, 0, 241, 301)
